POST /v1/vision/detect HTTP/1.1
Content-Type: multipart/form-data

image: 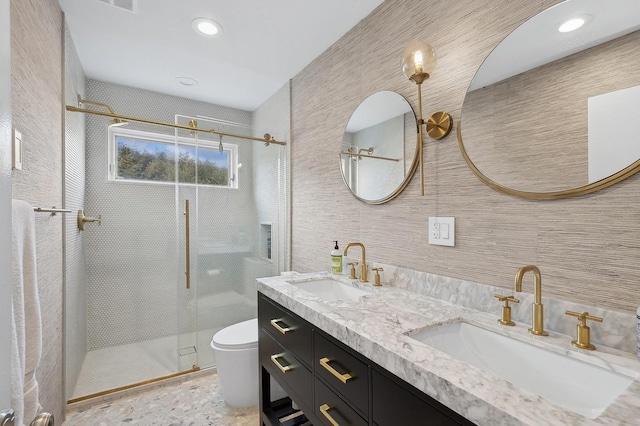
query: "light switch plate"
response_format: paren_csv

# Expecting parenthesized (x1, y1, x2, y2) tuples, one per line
(428, 217, 455, 246)
(12, 129, 23, 170)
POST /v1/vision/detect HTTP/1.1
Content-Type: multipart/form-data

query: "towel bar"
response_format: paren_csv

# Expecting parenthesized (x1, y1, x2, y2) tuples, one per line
(33, 207, 72, 216)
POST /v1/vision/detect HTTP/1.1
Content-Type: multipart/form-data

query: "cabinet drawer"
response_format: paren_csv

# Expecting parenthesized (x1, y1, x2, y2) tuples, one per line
(372, 369, 475, 426)
(259, 294, 313, 368)
(259, 328, 312, 407)
(315, 378, 367, 426)
(314, 332, 369, 417)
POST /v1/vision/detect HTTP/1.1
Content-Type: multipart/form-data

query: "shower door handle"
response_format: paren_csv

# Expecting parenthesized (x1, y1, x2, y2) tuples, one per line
(184, 199, 190, 289)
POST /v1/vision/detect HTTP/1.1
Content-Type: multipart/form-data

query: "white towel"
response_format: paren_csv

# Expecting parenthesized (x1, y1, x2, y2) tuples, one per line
(11, 200, 42, 426)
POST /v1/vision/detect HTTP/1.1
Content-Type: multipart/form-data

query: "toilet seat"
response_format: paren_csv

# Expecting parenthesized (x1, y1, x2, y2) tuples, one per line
(212, 318, 258, 350)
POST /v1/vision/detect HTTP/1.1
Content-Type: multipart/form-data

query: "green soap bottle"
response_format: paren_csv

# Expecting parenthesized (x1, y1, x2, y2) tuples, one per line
(331, 241, 342, 274)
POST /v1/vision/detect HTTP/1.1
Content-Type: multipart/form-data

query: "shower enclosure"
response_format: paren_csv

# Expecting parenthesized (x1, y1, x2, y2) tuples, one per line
(64, 88, 289, 401)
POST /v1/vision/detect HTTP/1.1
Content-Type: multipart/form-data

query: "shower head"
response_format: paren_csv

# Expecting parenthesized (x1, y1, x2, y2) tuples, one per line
(108, 118, 129, 127)
(77, 95, 129, 127)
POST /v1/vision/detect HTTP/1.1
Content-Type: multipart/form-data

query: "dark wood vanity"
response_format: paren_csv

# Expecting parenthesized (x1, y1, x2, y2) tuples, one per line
(258, 293, 475, 426)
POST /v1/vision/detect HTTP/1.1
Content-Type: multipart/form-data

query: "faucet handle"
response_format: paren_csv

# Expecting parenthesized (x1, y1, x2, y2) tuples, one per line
(372, 267, 383, 286)
(347, 261, 358, 280)
(565, 311, 603, 350)
(494, 294, 520, 326)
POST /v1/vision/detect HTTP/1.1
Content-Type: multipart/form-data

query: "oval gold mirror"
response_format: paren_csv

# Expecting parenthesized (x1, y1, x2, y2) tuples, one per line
(340, 91, 417, 204)
(458, 0, 640, 199)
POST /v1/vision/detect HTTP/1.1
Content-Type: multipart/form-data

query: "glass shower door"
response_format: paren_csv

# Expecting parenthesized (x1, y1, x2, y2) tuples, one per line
(70, 120, 195, 399)
(174, 115, 266, 370)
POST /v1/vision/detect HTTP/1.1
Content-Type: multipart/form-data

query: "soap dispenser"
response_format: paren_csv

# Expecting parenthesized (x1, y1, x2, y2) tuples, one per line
(331, 241, 343, 274)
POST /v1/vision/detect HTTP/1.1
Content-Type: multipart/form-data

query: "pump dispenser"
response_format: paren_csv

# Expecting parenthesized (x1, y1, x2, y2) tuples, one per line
(331, 241, 343, 274)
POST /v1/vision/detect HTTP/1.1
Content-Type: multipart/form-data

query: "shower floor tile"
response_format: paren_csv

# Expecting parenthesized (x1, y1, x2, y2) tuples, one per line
(71, 328, 223, 399)
(64, 372, 259, 425)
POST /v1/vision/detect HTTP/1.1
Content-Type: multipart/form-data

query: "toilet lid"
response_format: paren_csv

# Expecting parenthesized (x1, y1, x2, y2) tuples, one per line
(212, 318, 258, 350)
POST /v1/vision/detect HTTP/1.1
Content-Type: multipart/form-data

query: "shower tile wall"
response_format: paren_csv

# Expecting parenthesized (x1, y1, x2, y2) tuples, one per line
(84, 80, 255, 350)
(63, 25, 87, 398)
(253, 81, 291, 275)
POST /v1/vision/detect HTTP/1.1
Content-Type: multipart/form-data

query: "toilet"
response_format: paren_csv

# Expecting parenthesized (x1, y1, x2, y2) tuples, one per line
(211, 317, 287, 408)
(211, 257, 284, 407)
(211, 318, 259, 408)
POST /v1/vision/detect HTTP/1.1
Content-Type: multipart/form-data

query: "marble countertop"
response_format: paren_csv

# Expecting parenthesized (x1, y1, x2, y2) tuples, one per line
(257, 271, 640, 426)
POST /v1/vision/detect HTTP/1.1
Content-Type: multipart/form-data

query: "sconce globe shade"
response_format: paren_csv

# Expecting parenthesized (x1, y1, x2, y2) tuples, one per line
(402, 41, 437, 81)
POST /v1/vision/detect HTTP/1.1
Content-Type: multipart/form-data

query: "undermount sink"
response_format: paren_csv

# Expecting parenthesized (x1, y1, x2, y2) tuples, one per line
(409, 321, 638, 419)
(287, 277, 373, 301)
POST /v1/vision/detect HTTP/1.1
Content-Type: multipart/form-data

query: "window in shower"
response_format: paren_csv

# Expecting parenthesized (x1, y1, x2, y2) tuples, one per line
(108, 127, 238, 188)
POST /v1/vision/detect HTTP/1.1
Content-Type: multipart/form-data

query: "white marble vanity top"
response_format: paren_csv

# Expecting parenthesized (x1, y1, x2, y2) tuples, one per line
(257, 271, 640, 425)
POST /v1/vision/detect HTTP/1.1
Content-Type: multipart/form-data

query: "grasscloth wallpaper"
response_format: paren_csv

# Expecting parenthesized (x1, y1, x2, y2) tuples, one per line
(290, 0, 640, 315)
(11, 0, 64, 420)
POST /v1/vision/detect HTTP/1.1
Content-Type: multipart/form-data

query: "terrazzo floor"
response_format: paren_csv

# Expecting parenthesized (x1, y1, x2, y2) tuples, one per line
(64, 372, 260, 426)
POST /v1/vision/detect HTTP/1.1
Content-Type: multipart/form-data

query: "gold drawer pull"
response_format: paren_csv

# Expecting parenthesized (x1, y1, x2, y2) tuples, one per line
(270, 318, 293, 334)
(319, 357, 354, 384)
(270, 354, 293, 374)
(319, 403, 341, 426)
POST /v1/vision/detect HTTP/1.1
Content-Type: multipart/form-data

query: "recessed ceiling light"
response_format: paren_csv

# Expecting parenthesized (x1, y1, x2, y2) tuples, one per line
(176, 77, 198, 87)
(192, 17, 223, 37)
(558, 17, 586, 33)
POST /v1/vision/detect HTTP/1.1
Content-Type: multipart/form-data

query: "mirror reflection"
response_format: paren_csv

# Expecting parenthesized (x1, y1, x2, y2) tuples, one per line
(460, 0, 640, 195)
(340, 91, 417, 204)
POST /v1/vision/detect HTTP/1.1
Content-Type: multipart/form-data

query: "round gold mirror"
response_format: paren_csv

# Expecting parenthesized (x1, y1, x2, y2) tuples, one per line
(458, 0, 640, 199)
(340, 91, 418, 204)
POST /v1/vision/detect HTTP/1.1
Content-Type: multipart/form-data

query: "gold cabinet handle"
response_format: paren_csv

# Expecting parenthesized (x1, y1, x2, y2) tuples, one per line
(270, 318, 292, 334)
(270, 354, 293, 373)
(319, 404, 341, 426)
(319, 357, 354, 384)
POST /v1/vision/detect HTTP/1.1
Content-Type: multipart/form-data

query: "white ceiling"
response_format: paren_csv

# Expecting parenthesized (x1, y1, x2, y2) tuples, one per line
(59, 0, 384, 111)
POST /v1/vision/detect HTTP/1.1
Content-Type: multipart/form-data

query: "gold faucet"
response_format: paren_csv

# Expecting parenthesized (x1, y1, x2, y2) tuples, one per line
(343, 242, 368, 283)
(514, 265, 548, 336)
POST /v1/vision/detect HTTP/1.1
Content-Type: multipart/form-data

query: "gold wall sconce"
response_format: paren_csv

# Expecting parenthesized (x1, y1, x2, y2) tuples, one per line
(402, 41, 452, 195)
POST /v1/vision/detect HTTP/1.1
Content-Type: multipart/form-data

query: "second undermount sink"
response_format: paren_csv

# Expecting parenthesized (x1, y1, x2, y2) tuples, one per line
(408, 321, 638, 419)
(287, 277, 373, 301)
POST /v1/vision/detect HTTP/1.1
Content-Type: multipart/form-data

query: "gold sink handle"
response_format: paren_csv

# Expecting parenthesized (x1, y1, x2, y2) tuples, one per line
(565, 310, 603, 350)
(347, 261, 359, 280)
(372, 267, 384, 286)
(494, 294, 520, 326)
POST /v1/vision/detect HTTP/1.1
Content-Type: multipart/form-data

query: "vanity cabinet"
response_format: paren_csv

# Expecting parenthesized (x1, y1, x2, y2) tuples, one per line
(258, 293, 475, 426)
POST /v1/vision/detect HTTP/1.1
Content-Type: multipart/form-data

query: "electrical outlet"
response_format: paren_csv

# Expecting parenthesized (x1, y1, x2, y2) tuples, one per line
(428, 217, 455, 246)
(433, 222, 440, 238)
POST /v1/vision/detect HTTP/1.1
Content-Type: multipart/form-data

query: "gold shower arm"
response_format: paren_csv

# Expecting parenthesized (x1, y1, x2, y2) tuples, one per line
(66, 103, 286, 146)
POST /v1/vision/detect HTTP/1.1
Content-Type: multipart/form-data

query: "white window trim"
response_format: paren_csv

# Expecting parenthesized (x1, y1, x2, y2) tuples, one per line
(108, 126, 239, 189)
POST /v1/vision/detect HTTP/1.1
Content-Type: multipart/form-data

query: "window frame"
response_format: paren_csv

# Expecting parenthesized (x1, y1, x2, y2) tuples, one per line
(108, 126, 239, 189)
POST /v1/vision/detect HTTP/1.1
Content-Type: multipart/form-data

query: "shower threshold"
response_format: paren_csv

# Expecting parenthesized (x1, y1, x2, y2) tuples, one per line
(67, 366, 201, 404)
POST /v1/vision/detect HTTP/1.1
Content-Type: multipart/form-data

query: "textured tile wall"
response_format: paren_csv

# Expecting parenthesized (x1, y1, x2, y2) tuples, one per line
(10, 0, 64, 420)
(253, 81, 291, 275)
(84, 80, 258, 349)
(290, 0, 640, 315)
